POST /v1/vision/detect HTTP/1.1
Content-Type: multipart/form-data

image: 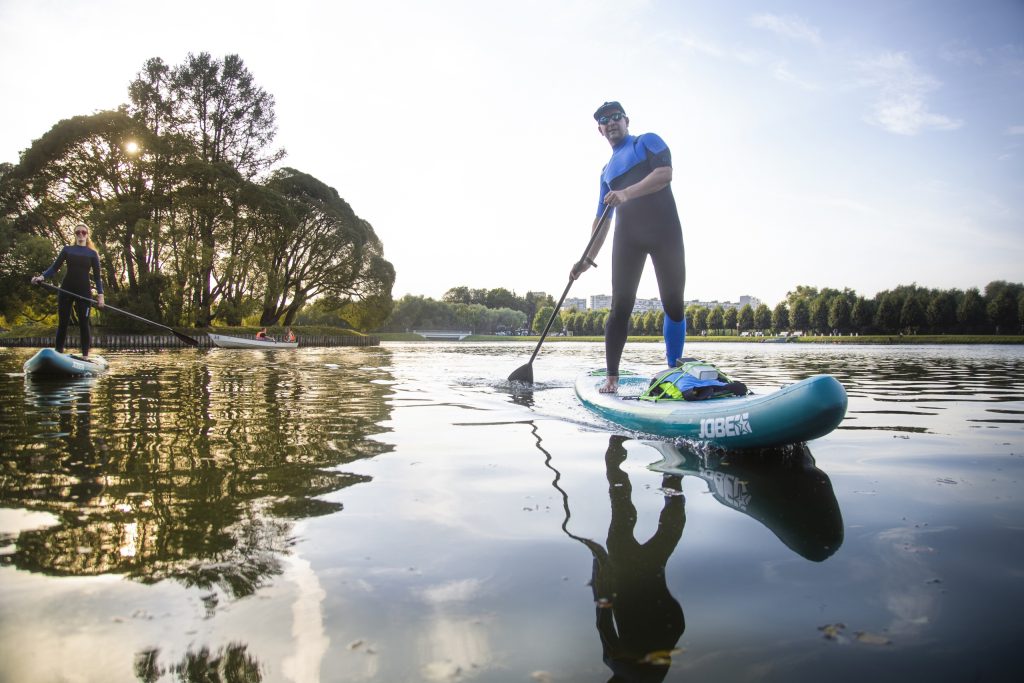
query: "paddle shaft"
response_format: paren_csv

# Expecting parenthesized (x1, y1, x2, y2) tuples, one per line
(36, 282, 200, 347)
(524, 204, 613, 366)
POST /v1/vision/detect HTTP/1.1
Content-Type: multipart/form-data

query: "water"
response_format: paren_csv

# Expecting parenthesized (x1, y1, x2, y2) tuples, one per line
(0, 342, 1021, 682)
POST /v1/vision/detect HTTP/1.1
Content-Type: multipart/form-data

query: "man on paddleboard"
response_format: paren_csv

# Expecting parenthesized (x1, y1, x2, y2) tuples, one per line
(571, 101, 687, 393)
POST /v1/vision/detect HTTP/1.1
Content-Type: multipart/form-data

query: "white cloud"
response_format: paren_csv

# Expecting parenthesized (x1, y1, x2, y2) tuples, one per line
(1007, 125, 1024, 135)
(749, 13, 823, 46)
(856, 51, 963, 135)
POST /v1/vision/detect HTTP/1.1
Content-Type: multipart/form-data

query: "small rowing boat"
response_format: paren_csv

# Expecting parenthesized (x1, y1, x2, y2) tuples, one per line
(208, 333, 298, 349)
(24, 348, 109, 377)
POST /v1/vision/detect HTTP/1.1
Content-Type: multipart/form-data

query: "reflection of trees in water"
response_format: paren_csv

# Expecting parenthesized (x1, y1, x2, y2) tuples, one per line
(1, 354, 393, 599)
(135, 643, 261, 683)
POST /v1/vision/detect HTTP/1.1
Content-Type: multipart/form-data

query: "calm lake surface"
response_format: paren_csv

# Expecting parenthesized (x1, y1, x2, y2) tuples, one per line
(1, 341, 1022, 683)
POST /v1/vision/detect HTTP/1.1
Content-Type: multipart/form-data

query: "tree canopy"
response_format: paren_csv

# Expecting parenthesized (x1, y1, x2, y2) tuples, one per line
(0, 53, 394, 330)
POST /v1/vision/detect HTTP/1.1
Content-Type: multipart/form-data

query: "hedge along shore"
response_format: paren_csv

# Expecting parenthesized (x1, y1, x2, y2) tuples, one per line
(1, 332, 379, 349)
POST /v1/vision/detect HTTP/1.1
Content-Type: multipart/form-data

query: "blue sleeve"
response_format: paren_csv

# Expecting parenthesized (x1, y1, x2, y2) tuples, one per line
(41, 247, 68, 280)
(597, 175, 610, 217)
(638, 133, 672, 169)
(91, 250, 104, 294)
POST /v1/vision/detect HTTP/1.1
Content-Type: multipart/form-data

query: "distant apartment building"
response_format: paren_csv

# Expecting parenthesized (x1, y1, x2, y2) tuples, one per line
(586, 294, 762, 312)
(587, 295, 671, 314)
(561, 297, 587, 311)
(738, 295, 761, 309)
(632, 297, 663, 313)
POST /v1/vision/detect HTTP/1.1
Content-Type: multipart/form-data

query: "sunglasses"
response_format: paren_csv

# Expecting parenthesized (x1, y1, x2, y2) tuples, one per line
(75, 229, 89, 236)
(598, 112, 625, 125)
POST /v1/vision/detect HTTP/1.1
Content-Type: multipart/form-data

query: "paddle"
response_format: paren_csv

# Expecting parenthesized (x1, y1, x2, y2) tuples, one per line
(35, 282, 201, 347)
(508, 205, 613, 384)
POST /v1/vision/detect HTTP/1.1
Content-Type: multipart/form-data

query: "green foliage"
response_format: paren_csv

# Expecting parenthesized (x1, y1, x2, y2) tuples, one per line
(707, 306, 724, 333)
(1, 53, 393, 332)
(532, 306, 563, 334)
(957, 288, 987, 332)
(380, 294, 526, 334)
(737, 304, 754, 332)
(771, 302, 789, 332)
(827, 297, 851, 333)
(851, 297, 874, 331)
(441, 285, 552, 323)
(927, 291, 958, 332)
(789, 299, 809, 331)
(753, 303, 772, 331)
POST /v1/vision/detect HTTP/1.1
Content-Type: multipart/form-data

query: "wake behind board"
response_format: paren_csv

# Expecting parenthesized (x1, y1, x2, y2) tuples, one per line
(24, 348, 109, 377)
(575, 367, 847, 448)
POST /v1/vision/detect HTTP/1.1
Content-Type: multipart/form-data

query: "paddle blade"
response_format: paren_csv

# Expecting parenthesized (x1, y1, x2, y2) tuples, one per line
(172, 329, 201, 347)
(508, 363, 534, 384)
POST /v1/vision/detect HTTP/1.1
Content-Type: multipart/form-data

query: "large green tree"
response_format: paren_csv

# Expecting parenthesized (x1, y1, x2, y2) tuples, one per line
(257, 168, 393, 326)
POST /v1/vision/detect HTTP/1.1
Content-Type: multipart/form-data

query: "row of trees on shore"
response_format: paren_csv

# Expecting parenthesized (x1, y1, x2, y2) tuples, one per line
(0, 53, 394, 331)
(383, 281, 1024, 336)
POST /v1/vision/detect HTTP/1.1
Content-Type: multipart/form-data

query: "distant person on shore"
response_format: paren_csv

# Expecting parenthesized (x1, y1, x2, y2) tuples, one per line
(571, 101, 686, 393)
(31, 223, 105, 358)
(256, 327, 269, 340)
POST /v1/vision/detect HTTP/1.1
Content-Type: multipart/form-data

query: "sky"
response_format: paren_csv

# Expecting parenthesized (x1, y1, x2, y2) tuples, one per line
(1, 0, 1022, 307)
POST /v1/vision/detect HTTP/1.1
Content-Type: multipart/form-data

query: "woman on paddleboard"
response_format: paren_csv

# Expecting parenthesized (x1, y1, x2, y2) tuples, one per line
(31, 223, 105, 358)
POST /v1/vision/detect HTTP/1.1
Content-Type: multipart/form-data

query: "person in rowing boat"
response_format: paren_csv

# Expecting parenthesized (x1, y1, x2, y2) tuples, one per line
(256, 327, 269, 340)
(31, 223, 105, 358)
(285, 327, 296, 343)
(571, 101, 687, 394)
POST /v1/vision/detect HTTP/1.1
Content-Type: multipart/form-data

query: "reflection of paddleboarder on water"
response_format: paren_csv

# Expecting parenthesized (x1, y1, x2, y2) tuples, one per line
(538, 429, 685, 682)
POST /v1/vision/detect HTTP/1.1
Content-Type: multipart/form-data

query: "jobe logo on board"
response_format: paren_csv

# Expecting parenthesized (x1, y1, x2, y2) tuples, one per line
(699, 412, 752, 439)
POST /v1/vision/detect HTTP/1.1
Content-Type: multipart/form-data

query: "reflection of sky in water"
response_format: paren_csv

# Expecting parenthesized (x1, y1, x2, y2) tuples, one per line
(0, 342, 1021, 681)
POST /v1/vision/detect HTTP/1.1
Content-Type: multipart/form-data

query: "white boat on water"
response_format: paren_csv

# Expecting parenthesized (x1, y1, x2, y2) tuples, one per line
(208, 333, 298, 349)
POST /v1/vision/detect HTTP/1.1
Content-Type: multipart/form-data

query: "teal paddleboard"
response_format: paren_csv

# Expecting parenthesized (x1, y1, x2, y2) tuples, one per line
(575, 368, 847, 448)
(24, 348, 109, 377)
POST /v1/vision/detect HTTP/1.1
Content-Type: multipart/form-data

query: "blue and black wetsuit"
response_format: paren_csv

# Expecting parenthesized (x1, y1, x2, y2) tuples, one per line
(599, 132, 686, 377)
(41, 245, 104, 355)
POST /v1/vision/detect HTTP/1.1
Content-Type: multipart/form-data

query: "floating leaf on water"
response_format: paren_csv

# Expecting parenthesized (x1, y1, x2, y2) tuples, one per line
(855, 631, 892, 646)
(640, 648, 683, 665)
(819, 623, 846, 640)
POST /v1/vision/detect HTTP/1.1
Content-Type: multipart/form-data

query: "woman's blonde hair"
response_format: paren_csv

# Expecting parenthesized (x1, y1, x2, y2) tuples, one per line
(74, 223, 98, 252)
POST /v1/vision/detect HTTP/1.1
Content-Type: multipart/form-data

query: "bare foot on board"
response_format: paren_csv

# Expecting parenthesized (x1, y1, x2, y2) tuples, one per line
(598, 376, 619, 393)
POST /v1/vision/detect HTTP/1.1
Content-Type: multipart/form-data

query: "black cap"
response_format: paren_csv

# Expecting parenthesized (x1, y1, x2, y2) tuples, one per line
(593, 101, 625, 121)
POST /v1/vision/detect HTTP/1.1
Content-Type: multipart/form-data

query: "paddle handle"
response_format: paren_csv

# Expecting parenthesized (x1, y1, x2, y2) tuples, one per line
(526, 205, 613, 365)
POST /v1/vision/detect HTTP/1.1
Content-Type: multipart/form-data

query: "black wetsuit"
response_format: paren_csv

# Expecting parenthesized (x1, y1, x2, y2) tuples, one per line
(599, 133, 686, 377)
(41, 245, 104, 355)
